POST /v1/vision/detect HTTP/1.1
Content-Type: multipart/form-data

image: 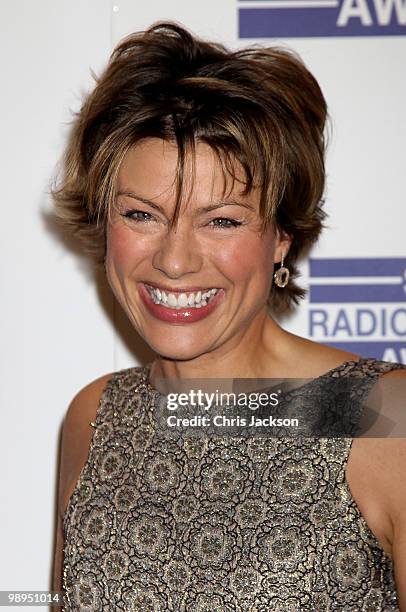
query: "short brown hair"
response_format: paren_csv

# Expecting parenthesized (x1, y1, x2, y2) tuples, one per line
(52, 21, 329, 315)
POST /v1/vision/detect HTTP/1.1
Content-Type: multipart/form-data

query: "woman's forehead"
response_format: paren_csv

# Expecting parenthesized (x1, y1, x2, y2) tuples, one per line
(117, 138, 260, 209)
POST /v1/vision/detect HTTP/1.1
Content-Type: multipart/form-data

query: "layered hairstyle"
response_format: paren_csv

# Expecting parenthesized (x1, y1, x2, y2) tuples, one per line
(52, 22, 329, 314)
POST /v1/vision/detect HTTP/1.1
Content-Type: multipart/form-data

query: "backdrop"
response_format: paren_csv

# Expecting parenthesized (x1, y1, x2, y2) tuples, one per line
(1, 0, 405, 604)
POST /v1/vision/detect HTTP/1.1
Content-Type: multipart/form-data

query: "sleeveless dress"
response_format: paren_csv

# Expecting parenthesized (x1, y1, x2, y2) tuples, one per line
(61, 357, 406, 611)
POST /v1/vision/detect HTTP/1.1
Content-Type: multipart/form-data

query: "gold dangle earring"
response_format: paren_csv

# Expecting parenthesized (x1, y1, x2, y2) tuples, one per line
(273, 252, 290, 288)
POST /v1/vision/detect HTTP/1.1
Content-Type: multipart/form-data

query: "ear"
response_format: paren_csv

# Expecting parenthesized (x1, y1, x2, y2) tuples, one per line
(273, 227, 293, 264)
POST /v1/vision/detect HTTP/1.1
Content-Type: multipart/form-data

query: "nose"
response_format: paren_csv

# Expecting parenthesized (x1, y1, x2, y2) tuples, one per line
(152, 224, 203, 279)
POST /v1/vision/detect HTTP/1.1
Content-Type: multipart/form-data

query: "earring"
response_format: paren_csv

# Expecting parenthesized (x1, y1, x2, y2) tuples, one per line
(273, 253, 290, 288)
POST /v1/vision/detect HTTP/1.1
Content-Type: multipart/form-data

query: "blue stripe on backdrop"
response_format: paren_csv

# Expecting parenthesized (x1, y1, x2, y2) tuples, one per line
(310, 258, 406, 277)
(239, 3, 406, 38)
(309, 258, 406, 302)
(310, 284, 406, 303)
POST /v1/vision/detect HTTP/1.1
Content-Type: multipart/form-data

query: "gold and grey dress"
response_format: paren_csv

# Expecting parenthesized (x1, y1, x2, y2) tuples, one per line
(62, 357, 405, 611)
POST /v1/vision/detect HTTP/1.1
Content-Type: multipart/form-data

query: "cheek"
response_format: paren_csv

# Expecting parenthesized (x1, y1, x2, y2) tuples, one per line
(214, 233, 274, 283)
(105, 224, 152, 274)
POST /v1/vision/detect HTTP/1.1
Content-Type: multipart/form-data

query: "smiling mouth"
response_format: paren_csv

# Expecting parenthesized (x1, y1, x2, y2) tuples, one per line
(144, 283, 220, 309)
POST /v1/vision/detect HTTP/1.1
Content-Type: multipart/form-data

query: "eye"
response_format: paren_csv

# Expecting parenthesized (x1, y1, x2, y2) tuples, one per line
(209, 217, 242, 229)
(121, 209, 155, 223)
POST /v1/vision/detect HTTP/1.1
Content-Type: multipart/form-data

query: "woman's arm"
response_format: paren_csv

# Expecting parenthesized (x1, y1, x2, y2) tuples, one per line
(51, 374, 114, 600)
(376, 370, 406, 611)
(386, 435, 406, 610)
(52, 513, 64, 593)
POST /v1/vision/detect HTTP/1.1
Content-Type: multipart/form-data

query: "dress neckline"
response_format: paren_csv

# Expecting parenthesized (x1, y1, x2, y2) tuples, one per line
(140, 356, 366, 396)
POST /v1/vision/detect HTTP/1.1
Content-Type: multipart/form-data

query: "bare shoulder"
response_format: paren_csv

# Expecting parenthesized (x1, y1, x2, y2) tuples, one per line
(368, 369, 406, 517)
(52, 372, 114, 593)
(379, 368, 406, 378)
(347, 368, 406, 560)
(62, 372, 114, 437)
(58, 372, 114, 520)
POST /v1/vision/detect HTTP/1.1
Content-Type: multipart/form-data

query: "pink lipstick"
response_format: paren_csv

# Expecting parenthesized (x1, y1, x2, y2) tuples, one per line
(138, 282, 225, 324)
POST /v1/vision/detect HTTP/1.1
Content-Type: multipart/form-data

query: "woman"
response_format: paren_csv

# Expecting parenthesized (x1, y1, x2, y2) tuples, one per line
(52, 22, 406, 610)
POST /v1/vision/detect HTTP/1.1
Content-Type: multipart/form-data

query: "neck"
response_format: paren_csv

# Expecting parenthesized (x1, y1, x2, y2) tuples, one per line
(149, 310, 296, 385)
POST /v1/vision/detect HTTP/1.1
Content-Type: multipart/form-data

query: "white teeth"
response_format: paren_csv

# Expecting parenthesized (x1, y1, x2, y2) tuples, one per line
(178, 293, 188, 307)
(167, 293, 177, 307)
(146, 285, 219, 309)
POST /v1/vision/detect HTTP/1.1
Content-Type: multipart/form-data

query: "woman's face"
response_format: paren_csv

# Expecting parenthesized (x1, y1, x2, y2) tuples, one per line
(105, 138, 290, 360)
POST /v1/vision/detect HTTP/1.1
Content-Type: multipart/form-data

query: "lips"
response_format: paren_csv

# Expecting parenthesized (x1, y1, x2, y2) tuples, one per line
(138, 282, 225, 324)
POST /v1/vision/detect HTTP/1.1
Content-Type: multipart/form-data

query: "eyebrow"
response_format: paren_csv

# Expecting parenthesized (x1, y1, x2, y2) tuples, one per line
(116, 191, 255, 214)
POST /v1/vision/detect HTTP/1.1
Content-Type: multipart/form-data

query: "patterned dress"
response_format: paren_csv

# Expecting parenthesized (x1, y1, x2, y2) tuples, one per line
(62, 357, 405, 611)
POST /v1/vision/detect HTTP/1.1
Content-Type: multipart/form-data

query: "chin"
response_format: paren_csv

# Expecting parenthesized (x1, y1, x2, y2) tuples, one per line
(145, 334, 212, 362)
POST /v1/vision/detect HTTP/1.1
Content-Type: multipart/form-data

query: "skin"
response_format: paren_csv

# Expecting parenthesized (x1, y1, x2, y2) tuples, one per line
(105, 138, 293, 379)
(104, 139, 350, 380)
(53, 138, 406, 608)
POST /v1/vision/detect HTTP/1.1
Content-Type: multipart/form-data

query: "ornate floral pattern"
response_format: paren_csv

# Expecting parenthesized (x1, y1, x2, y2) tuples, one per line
(62, 358, 405, 611)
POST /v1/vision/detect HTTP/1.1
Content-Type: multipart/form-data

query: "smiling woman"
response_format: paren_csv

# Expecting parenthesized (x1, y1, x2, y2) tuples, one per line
(52, 22, 406, 611)
(105, 139, 287, 358)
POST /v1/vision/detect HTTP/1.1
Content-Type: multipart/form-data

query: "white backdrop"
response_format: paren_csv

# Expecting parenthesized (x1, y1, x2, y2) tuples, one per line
(1, 0, 405, 606)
